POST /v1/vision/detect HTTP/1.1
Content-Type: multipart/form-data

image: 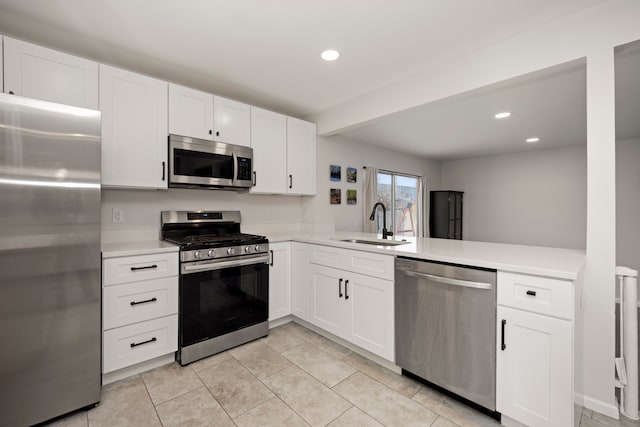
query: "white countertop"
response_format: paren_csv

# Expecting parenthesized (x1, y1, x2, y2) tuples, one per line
(101, 240, 179, 259)
(101, 231, 585, 280)
(269, 231, 586, 281)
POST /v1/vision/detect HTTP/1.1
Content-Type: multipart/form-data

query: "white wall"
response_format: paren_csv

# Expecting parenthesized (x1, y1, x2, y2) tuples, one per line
(101, 187, 305, 240)
(616, 138, 640, 273)
(302, 134, 441, 232)
(441, 145, 587, 249)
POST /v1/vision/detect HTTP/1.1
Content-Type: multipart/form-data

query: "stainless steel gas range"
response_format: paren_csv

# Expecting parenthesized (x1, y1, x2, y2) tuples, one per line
(161, 211, 269, 365)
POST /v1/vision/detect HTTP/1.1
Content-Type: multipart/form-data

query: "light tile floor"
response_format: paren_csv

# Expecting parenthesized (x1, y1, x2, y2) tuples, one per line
(46, 322, 640, 427)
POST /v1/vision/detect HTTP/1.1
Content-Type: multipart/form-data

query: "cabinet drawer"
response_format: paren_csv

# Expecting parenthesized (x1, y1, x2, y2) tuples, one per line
(310, 245, 394, 280)
(103, 315, 177, 373)
(497, 272, 573, 320)
(104, 276, 178, 330)
(103, 252, 178, 286)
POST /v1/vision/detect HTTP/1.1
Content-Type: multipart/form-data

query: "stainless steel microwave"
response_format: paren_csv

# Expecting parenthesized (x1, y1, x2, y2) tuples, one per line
(168, 134, 253, 190)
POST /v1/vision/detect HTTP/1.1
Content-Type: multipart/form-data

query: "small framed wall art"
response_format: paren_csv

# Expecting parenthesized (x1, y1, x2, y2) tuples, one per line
(347, 189, 357, 205)
(330, 188, 341, 204)
(330, 165, 341, 181)
(346, 167, 357, 183)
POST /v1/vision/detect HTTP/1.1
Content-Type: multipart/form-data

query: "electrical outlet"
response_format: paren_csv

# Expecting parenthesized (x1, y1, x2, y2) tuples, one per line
(112, 208, 124, 223)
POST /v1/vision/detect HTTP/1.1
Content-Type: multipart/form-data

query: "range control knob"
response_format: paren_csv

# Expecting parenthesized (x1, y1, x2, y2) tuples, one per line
(194, 251, 202, 260)
(207, 249, 215, 258)
(255, 245, 261, 252)
(227, 248, 235, 255)
(245, 246, 251, 253)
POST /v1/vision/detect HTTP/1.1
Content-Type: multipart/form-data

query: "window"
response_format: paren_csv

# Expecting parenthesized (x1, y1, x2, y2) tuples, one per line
(375, 171, 420, 237)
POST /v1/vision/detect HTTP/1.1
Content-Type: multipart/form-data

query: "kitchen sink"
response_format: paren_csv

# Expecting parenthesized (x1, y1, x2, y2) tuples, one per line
(335, 238, 410, 246)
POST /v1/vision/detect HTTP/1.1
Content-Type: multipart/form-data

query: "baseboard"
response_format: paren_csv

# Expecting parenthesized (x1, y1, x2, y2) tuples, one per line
(102, 353, 175, 385)
(574, 392, 585, 406)
(583, 395, 620, 420)
(291, 316, 400, 373)
(269, 315, 293, 329)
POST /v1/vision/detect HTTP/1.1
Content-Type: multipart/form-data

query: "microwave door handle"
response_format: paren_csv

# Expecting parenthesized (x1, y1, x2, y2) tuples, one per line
(232, 152, 238, 186)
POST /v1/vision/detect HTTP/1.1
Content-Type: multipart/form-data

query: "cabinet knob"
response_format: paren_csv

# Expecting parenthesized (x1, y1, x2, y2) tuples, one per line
(209, 129, 213, 135)
(526, 290, 537, 296)
(216, 131, 220, 137)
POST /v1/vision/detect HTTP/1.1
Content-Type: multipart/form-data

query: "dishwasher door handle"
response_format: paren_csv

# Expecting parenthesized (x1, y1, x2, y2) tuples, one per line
(398, 269, 493, 290)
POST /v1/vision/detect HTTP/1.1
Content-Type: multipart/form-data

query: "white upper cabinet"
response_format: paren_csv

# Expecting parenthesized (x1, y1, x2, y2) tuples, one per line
(167, 87, 250, 147)
(100, 64, 168, 189)
(250, 107, 287, 193)
(3, 37, 98, 109)
(286, 117, 316, 195)
(168, 84, 214, 140)
(213, 95, 251, 147)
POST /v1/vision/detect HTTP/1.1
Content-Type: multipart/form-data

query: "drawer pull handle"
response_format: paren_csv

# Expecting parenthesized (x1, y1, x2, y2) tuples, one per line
(130, 264, 158, 271)
(338, 278, 343, 298)
(130, 297, 157, 306)
(526, 290, 537, 296)
(345, 280, 350, 300)
(130, 337, 157, 348)
(501, 319, 506, 351)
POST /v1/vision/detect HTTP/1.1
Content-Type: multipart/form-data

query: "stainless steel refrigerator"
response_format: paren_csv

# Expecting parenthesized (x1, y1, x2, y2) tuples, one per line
(0, 93, 101, 426)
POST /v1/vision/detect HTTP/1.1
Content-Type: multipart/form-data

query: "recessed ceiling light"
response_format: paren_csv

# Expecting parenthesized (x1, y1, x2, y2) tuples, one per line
(321, 49, 340, 61)
(494, 112, 511, 119)
(526, 137, 540, 143)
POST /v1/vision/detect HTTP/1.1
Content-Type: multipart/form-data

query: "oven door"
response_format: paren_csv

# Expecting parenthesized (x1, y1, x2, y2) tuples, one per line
(180, 255, 269, 348)
(169, 135, 253, 188)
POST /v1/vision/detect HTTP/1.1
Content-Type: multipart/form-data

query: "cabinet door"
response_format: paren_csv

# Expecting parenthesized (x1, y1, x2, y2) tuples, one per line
(250, 107, 287, 194)
(168, 84, 214, 140)
(4, 37, 98, 109)
(269, 242, 291, 321)
(213, 95, 250, 147)
(100, 65, 168, 189)
(286, 117, 316, 195)
(309, 264, 348, 338)
(346, 272, 395, 361)
(497, 306, 572, 427)
(291, 243, 310, 321)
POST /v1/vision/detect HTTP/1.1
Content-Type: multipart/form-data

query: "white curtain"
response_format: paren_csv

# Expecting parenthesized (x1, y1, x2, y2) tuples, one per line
(363, 167, 378, 233)
(419, 176, 428, 237)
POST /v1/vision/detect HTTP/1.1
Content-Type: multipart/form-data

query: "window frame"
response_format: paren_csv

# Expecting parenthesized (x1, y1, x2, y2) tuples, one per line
(375, 169, 421, 237)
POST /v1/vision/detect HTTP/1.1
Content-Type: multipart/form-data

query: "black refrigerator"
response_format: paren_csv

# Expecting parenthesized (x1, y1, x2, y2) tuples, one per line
(429, 191, 463, 239)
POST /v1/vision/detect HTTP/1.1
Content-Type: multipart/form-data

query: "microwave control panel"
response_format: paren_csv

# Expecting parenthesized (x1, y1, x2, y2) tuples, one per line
(237, 157, 252, 181)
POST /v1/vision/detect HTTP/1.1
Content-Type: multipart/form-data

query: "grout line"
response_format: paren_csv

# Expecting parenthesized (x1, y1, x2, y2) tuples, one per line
(194, 372, 238, 425)
(139, 374, 165, 427)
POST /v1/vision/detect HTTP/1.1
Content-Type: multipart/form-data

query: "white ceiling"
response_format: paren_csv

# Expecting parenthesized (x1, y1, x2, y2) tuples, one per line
(339, 37, 640, 161)
(0, 0, 605, 119)
(1, 0, 635, 162)
(340, 60, 588, 161)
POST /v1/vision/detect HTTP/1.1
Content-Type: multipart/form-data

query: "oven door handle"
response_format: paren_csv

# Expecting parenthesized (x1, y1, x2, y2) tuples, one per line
(181, 254, 269, 274)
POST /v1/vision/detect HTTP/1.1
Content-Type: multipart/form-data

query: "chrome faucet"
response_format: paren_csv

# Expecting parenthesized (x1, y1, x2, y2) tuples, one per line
(369, 202, 393, 240)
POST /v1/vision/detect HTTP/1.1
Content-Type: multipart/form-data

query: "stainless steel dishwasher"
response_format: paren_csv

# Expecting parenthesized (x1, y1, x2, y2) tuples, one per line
(395, 256, 497, 413)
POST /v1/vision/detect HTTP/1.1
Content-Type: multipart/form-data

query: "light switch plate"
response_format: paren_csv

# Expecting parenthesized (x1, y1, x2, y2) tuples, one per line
(112, 208, 124, 223)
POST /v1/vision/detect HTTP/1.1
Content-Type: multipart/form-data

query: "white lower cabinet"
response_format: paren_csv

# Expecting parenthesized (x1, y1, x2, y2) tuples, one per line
(307, 248, 395, 362)
(268, 242, 291, 321)
(496, 271, 575, 427)
(103, 315, 178, 373)
(102, 249, 178, 375)
(309, 264, 348, 337)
